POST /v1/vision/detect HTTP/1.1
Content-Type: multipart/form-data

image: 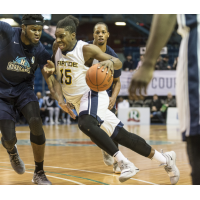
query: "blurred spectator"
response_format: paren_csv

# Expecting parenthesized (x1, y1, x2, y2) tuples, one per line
(172, 57, 178, 70)
(159, 55, 171, 70)
(150, 94, 165, 123)
(164, 92, 176, 107)
(136, 55, 144, 69)
(36, 91, 47, 123)
(42, 91, 60, 125)
(122, 54, 135, 72)
(118, 97, 130, 108)
(155, 56, 162, 70)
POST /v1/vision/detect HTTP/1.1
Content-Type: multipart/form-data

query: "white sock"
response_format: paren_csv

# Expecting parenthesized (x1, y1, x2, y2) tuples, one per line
(113, 151, 128, 162)
(152, 150, 167, 164)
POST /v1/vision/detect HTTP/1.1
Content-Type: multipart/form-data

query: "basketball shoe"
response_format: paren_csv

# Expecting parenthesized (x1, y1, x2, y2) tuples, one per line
(118, 160, 137, 183)
(160, 150, 180, 185)
(32, 170, 52, 185)
(8, 145, 25, 174)
(102, 150, 114, 166)
(113, 161, 121, 174)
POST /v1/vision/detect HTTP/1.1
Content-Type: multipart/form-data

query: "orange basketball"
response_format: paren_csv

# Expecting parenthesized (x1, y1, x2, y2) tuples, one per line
(86, 63, 113, 92)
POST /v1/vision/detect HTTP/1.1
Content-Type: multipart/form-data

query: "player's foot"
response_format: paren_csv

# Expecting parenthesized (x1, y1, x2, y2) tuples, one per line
(113, 161, 121, 174)
(102, 150, 114, 166)
(160, 150, 180, 185)
(32, 170, 52, 185)
(118, 160, 137, 183)
(8, 145, 25, 174)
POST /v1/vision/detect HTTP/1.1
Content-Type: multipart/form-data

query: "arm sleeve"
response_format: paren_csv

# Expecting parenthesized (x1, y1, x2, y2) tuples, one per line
(37, 48, 52, 70)
(0, 21, 13, 50)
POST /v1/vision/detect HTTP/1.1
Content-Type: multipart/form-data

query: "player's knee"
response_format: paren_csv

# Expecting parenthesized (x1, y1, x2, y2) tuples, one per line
(1, 137, 17, 150)
(78, 115, 98, 133)
(29, 117, 43, 136)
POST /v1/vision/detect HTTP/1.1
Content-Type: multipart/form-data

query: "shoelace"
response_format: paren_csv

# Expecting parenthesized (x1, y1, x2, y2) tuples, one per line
(36, 171, 47, 181)
(10, 153, 20, 165)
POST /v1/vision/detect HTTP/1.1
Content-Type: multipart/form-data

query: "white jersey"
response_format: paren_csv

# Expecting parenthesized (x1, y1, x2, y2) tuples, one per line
(55, 40, 90, 98)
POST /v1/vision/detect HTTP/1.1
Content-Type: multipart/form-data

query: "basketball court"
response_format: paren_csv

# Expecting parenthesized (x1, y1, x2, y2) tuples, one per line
(0, 124, 191, 185)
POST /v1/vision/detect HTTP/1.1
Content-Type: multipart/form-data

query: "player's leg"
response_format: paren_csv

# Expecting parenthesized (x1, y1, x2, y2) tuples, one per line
(0, 99, 25, 174)
(101, 109, 180, 184)
(16, 88, 51, 185)
(78, 90, 137, 182)
(101, 107, 118, 167)
(186, 135, 200, 184)
(20, 101, 51, 185)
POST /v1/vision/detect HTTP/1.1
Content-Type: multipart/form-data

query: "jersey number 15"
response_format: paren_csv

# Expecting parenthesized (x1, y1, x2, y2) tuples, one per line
(60, 69, 72, 85)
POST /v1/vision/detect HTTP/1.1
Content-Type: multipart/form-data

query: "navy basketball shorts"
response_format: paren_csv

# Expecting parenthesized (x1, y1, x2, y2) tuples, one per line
(0, 87, 38, 122)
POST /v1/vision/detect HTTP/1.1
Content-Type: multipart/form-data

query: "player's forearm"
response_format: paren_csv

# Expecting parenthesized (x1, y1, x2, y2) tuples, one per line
(143, 14, 177, 68)
(41, 68, 64, 104)
(111, 57, 122, 70)
(111, 79, 121, 99)
(51, 77, 65, 104)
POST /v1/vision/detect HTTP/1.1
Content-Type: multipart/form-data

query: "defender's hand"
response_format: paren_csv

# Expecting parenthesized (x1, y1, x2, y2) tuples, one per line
(108, 97, 116, 110)
(129, 65, 154, 100)
(59, 103, 76, 119)
(98, 60, 114, 76)
(44, 60, 55, 75)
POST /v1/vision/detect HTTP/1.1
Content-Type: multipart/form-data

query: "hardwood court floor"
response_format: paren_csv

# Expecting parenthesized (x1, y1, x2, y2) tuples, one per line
(0, 124, 191, 185)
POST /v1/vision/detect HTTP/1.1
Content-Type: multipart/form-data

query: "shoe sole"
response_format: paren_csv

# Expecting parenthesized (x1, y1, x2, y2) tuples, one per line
(119, 168, 137, 183)
(171, 151, 180, 185)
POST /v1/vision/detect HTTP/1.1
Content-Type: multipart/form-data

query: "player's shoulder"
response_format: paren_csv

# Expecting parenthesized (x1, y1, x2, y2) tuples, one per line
(106, 45, 118, 58)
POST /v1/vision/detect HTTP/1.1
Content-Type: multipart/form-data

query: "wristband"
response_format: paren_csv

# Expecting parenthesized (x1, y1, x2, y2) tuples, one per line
(109, 59, 114, 64)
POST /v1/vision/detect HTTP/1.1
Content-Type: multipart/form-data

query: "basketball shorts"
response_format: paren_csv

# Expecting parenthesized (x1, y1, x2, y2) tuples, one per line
(0, 86, 38, 122)
(176, 25, 200, 140)
(64, 89, 124, 138)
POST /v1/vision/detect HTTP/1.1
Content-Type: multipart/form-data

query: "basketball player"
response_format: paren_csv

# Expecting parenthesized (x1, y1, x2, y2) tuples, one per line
(129, 14, 200, 185)
(45, 15, 180, 184)
(87, 22, 122, 173)
(0, 14, 75, 185)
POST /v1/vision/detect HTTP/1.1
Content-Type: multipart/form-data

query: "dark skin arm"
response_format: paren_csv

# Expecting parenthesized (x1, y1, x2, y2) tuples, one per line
(108, 77, 121, 110)
(129, 14, 177, 99)
(83, 44, 122, 75)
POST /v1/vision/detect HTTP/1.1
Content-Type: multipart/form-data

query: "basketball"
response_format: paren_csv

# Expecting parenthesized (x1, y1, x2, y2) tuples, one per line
(86, 63, 113, 92)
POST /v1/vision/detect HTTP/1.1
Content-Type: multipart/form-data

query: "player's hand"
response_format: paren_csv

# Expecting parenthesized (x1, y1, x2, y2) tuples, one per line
(108, 97, 116, 110)
(129, 64, 154, 100)
(66, 102, 75, 109)
(43, 60, 55, 75)
(59, 103, 76, 119)
(98, 60, 114, 76)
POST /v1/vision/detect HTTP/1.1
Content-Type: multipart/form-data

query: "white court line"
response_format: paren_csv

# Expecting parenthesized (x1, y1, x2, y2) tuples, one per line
(0, 131, 30, 134)
(4, 163, 158, 185)
(0, 167, 84, 185)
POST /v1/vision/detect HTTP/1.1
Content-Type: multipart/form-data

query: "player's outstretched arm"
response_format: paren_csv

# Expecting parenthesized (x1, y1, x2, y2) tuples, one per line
(41, 68, 76, 119)
(83, 44, 122, 75)
(129, 14, 177, 99)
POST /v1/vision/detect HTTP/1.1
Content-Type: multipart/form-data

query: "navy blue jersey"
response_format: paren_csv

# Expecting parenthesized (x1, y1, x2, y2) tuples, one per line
(0, 21, 51, 98)
(87, 41, 121, 97)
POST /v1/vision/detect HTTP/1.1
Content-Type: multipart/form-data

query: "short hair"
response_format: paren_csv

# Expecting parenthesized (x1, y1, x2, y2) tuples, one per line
(22, 14, 44, 22)
(93, 22, 109, 32)
(56, 15, 79, 33)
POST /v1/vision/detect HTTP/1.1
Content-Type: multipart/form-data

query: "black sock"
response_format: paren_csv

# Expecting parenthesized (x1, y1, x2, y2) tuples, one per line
(7, 145, 17, 154)
(35, 161, 44, 173)
(114, 128, 151, 157)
